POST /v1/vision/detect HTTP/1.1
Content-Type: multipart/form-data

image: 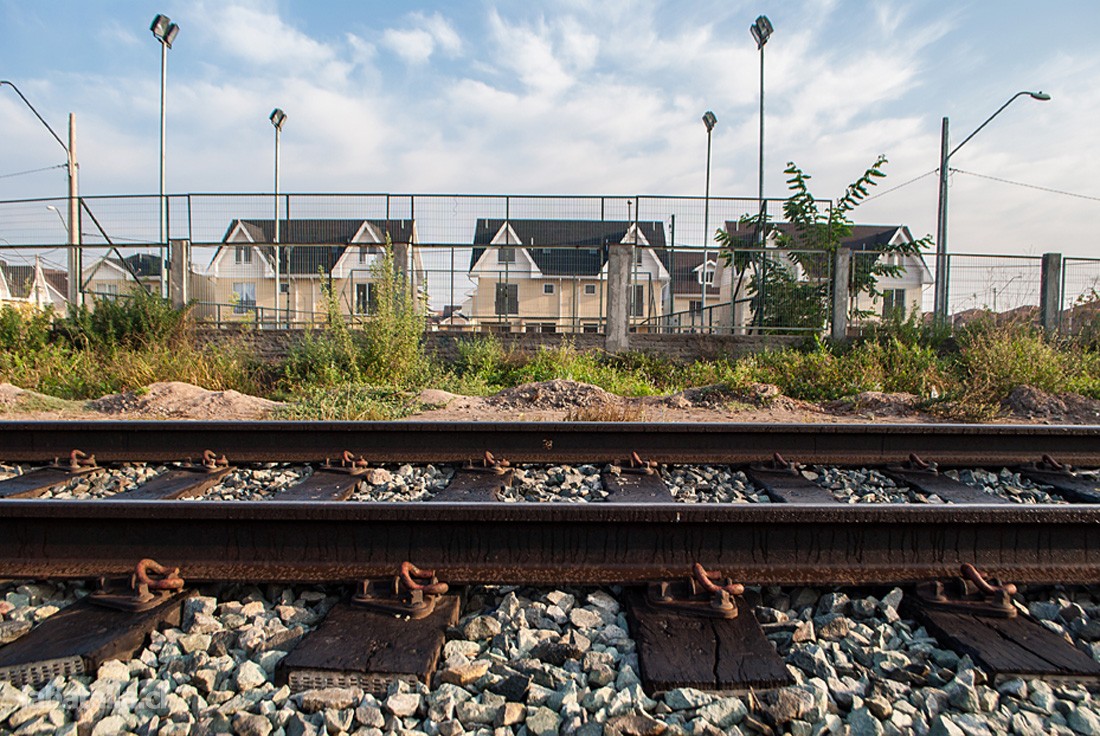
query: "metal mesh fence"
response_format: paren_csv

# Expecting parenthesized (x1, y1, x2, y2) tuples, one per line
(1062, 257, 1100, 337)
(2, 192, 1084, 338)
(943, 253, 1043, 318)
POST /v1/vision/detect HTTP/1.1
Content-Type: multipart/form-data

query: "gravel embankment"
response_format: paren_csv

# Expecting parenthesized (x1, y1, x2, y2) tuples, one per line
(5, 577, 1100, 735)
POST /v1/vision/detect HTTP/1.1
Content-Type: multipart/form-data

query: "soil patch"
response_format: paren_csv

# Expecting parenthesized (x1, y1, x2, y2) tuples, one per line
(88, 381, 280, 420)
(1003, 385, 1100, 424)
(823, 391, 930, 419)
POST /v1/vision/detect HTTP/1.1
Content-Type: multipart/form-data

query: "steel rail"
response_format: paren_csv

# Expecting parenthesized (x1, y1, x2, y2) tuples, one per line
(1, 421, 1099, 465)
(3, 501, 1100, 586)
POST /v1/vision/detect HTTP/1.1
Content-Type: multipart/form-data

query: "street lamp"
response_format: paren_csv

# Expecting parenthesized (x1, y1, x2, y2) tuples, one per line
(933, 90, 1050, 321)
(270, 108, 287, 327)
(750, 15, 773, 247)
(151, 14, 179, 299)
(1, 80, 81, 306)
(701, 110, 717, 317)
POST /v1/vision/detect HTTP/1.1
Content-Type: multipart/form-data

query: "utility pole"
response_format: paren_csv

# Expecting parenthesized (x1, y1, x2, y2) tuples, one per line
(67, 114, 81, 307)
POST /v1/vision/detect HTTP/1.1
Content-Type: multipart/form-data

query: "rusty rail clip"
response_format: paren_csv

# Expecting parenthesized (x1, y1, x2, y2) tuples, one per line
(352, 561, 450, 619)
(646, 563, 745, 619)
(88, 558, 186, 612)
(915, 563, 1018, 618)
(464, 451, 510, 476)
(182, 449, 229, 472)
(321, 450, 369, 475)
(51, 449, 98, 474)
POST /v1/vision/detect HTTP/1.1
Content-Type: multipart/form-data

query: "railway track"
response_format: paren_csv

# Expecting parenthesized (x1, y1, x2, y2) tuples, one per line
(3, 419, 1100, 732)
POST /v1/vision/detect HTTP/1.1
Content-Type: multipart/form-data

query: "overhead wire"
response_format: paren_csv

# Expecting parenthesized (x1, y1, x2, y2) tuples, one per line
(949, 168, 1100, 203)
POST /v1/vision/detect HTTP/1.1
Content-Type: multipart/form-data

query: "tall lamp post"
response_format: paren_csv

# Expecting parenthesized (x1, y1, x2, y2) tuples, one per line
(150, 14, 179, 299)
(701, 110, 717, 317)
(933, 90, 1050, 322)
(270, 108, 287, 327)
(750, 15, 773, 247)
(1, 80, 81, 307)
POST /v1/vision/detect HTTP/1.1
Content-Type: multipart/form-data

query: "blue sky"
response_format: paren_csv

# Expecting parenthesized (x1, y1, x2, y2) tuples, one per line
(2, 0, 1098, 256)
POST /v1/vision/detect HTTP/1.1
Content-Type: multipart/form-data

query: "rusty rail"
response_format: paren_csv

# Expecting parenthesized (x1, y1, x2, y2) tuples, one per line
(3, 501, 1100, 585)
(1, 420, 1099, 465)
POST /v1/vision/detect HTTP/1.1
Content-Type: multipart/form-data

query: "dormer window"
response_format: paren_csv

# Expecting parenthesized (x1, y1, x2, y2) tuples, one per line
(234, 247, 252, 264)
(698, 261, 716, 286)
(498, 247, 516, 264)
(634, 248, 645, 266)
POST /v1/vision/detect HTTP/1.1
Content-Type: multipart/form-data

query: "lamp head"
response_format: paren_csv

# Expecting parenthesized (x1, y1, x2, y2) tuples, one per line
(750, 15, 773, 49)
(270, 108, 287, 130)
(1028, 91, 1051, 101)
(151, 15, 179, 48)
(702, 110, 717, 133)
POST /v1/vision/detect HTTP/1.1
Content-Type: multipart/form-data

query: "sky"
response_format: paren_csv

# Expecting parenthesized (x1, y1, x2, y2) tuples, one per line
(1, 0, 1098, 259)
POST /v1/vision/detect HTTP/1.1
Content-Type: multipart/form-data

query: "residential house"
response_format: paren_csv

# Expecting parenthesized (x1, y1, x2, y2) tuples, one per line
(666, 250, 721, 330)
(465, 219, 670, 333)
(196, 218, 417, 324)
(717, 222, 930, 327)
(82, 253, 161, 301)
(0, 258, 69, 311)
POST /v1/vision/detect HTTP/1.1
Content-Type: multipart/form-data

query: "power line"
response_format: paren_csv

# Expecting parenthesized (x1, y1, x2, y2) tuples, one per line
(0, 163, 67, 180)
(950, 168, 1100, 203)
(860, 169, 938, 203)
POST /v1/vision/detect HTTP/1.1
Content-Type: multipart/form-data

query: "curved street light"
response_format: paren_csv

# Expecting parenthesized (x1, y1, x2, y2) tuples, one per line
(750, 15, 773, 248)
(933, 90, 1050, 321)
(270, 108, 287, 327)
(701, 111, 717, 317)
(1, 80, 81, 306)
(151, 14, 180, 299)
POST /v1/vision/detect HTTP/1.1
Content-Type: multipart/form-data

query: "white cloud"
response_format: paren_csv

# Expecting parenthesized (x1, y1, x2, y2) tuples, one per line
(381, 12, 462, 66)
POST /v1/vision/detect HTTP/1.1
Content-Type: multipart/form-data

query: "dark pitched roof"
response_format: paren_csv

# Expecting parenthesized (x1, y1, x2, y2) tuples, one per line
(222, 218, 415, 245)
(670, 251, 720, 297)
(124, 253, 162, 277)
(220, 218, 415, 276)
(722, 221, 906, 251)
(470, 219, 669, 275)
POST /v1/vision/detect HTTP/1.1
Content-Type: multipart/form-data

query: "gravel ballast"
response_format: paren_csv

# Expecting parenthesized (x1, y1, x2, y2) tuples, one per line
(6, 577, 1100, 735)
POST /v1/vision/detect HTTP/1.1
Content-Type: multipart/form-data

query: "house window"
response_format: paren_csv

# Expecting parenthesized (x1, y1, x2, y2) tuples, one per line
(355, 283, 377, 315)
(882, 289, 907, 319)
(99, 283, 119, 301)
(498, 247, 516, 264)
(543, 283, 555, 295)
(634, 248, 645, 266)
(584, 284, 597, 296)
(232, 282, 256, 314)
(359, 247, 368, 264)
(688, 300, 702, 314)
(630, 284, 646, 317)
(699, 263, 715, 286)
(495, 283, 519, 315)
(234, 247, 252, 264)
(582, 323, 600, 334)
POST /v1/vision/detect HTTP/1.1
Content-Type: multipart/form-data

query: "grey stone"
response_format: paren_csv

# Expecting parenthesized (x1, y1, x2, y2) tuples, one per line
(297, 687, 362, 713)
(788, 644, 836, 679)
(665, 688, 715, 710)
(91, 715, 131, 736)
(322, 707, 353, 734)
(848, 707, 884, 736)
(1069, 707, 1100, 736)
(816, 592, 850, 617)
(233, 712, 273, 736)
(355, 703, 385, 728)
(929, 715, 966, 736)
(385, 692, 421, 718)
(605, 712, 669, 735)
(0, 619, 32, 645)
(527, 706, 562, 736)
(1010, 711, 1048, 736)
(234, 660, 268, 691)
(696, 696, 747, 728)
(463, 616, 502, 641)
(815, 614, 850, 641)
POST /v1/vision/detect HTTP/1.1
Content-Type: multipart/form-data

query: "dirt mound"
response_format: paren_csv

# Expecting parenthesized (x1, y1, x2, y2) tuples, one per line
(488, 380, 621, 411)
(666, 382, 782, 410)
(824, 391, 925, 418)
(0, 384, 27, 407)
(89, 381, 280, 420)
(1003, 385, 1100, 424)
